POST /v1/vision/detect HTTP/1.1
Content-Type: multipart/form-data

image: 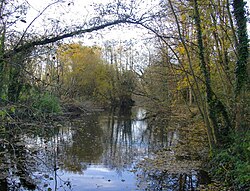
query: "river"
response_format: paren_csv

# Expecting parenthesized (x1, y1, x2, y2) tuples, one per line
(0, 107, 210, 191)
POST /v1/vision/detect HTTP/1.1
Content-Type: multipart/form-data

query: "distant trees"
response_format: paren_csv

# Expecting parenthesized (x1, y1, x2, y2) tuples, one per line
(56, 43, 137, 107)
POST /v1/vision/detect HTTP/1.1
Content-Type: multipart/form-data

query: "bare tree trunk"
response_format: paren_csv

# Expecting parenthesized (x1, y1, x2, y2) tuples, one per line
(189, 86, 192, 106)
(0, 21, 6, 98)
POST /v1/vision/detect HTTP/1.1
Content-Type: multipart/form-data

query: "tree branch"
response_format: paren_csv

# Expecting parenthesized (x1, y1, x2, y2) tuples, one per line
(4, 18, 139, 59)
(15, 0, 61, 50)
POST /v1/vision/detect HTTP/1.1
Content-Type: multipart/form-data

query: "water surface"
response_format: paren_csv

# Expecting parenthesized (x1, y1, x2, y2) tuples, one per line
(0, 107, 210, 191)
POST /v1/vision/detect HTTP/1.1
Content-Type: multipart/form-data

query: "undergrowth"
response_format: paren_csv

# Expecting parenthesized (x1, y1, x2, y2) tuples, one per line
(208, 130, 250, 191)
(32, 92, 61, 114)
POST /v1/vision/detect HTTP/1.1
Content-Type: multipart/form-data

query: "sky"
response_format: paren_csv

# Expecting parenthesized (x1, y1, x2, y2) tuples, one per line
(15, 0, 250, 49)
(18, 0, 152, 47)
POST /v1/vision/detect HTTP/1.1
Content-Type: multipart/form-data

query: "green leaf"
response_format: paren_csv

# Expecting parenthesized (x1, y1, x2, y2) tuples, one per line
(10, 106, 15, 113)
(0, 110, 6, 118)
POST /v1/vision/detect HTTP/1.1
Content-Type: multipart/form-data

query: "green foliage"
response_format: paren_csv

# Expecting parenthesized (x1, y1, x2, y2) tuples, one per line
(209, 131, 250, 190)
(233, 0, 249, 95)
(0, 105, 16, 121)
(32, 92, 61, 114)
(0, 109, 7, 119)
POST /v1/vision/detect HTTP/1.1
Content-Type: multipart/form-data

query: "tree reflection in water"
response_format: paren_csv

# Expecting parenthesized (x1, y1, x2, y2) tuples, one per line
(59, 114, 104, 173)
(0, 107, 210, 191)
(102, 107, 134, 171)
(134, 111, 210, 191)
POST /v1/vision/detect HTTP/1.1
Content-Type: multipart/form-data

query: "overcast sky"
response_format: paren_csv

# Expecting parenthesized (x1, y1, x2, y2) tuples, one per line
(17, 0, 152, 47)
(17, 0, 249, 47)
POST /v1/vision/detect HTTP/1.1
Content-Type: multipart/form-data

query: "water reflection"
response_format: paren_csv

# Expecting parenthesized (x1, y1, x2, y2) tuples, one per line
(101, 107, 149, 171)
(0, 107, 209, 191)
(60, 115, 104, 173)
(134, 113, 210, 191)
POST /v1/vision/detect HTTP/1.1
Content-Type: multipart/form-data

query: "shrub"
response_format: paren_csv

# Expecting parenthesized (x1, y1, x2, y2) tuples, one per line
(209, 131, 250, 190)
(33, 92, 61, 114)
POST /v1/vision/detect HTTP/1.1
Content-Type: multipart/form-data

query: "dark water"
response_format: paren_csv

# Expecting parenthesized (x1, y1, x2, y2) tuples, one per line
(0, 107, 210, 191)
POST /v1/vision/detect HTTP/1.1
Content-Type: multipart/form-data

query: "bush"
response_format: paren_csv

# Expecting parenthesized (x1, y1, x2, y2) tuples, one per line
(33, 92, 61, 114)
(209, 131, 250, 190)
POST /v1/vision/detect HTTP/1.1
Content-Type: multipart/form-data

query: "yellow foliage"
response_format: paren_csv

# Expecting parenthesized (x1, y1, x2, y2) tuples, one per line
(57, 43, 111, 102)
(176, 45, 185, 55)
(177, 77, 190, 90)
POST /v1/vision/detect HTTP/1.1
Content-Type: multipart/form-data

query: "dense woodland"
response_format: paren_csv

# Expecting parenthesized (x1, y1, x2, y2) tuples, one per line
(0, 0, 249, 190)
